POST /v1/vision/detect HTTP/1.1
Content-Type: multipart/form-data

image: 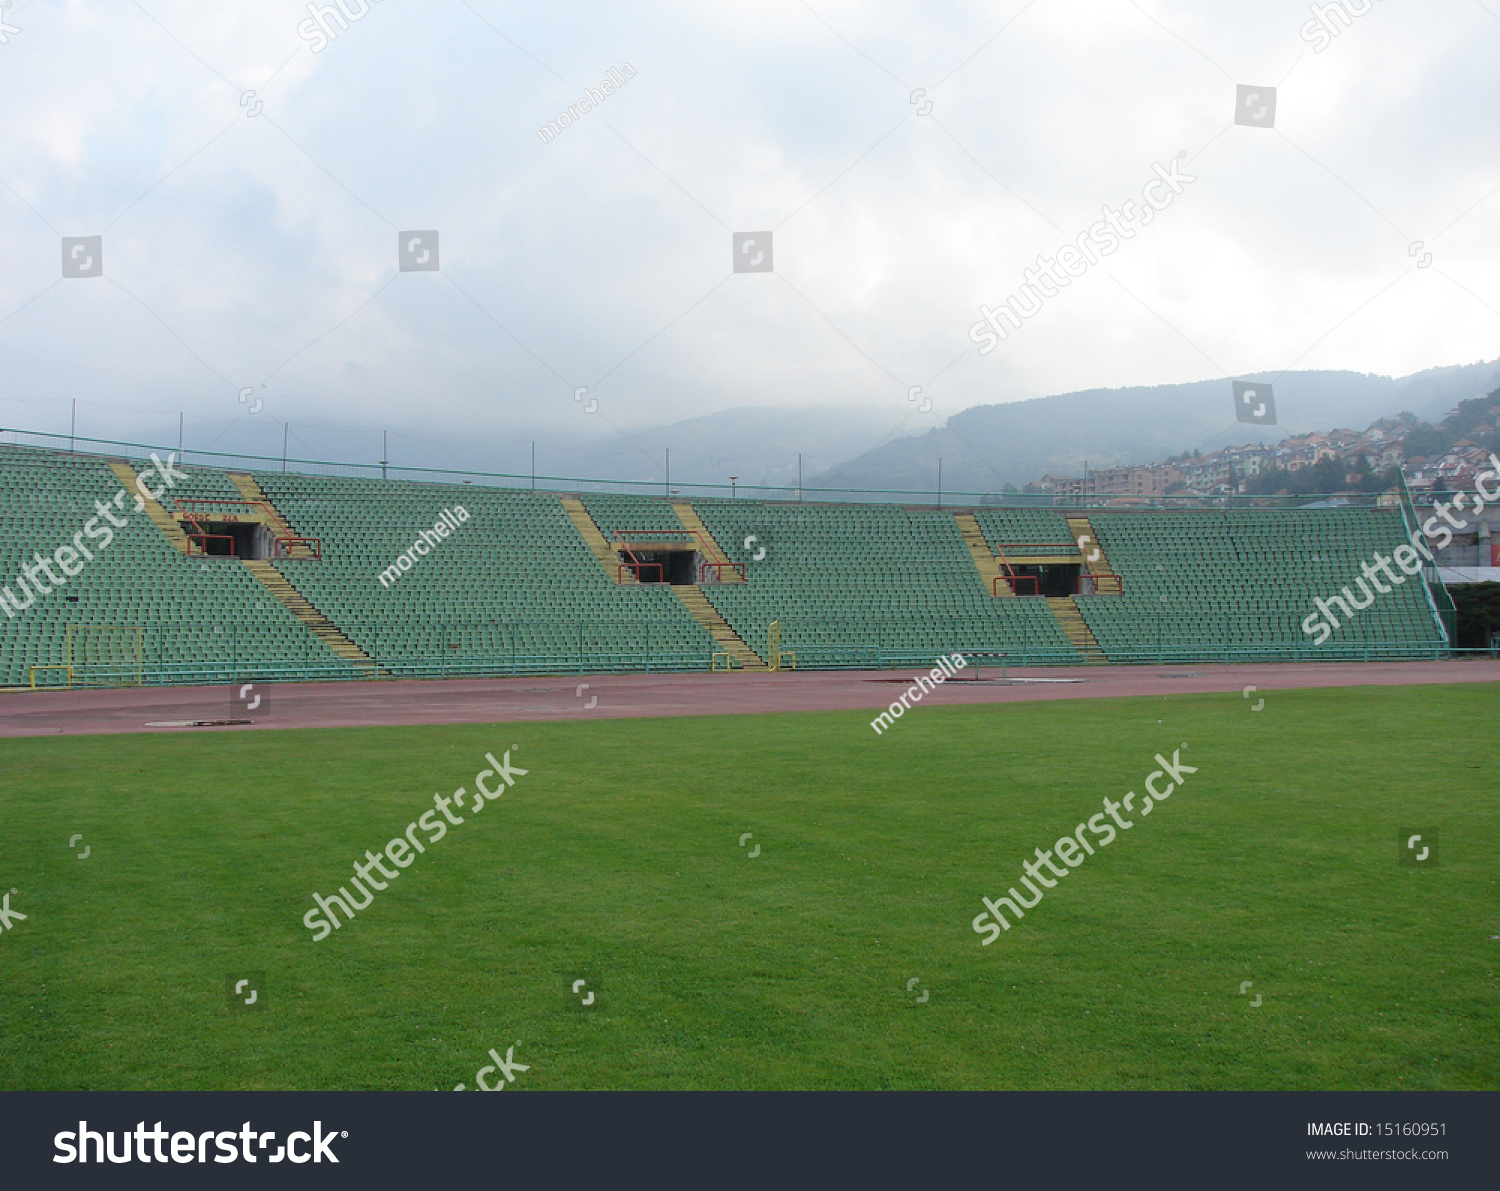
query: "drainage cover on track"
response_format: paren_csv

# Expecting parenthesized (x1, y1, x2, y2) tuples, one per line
(144, 719, 254, 728)
(865, 676, 1084, 685)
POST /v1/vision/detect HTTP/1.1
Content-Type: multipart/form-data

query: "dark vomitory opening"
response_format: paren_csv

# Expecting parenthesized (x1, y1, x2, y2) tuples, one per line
(631, 549, 697, 584)
(185, 520, 271, 558)
(1010, 563, 1082, 597)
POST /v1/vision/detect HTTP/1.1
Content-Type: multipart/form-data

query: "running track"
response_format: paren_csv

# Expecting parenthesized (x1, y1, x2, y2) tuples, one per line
(2, 659, 1497, 738)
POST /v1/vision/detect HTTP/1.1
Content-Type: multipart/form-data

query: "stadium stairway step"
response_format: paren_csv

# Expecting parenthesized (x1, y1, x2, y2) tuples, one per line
(954, 512, 1010, 596)
(561, 496, 636, 582)
(671, 502, 746, 582)
(242, 559, 380, 675)
(227, 472, 318, 558)
(1065, 515, 1121, 593)
(108, 460, 193, 554)
(670, 584, 767, 669)
(1045, 596, 1108, 664)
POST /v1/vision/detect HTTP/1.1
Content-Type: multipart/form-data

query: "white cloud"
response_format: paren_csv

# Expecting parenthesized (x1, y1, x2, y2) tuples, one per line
(0, 0, 1494, 460)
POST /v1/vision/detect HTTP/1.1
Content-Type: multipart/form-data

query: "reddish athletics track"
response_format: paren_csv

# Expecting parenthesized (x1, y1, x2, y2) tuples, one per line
(1, 659, 1497, 738)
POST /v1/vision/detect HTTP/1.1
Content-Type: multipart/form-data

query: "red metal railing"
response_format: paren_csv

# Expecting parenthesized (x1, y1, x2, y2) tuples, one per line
(610, 527, 746, 585)
(699, 561, 746, 583)
(991, 541, 1124, 596)
(273, 536, 323, 560)
(994, 574, 1040, 596)
(174, 497, 321, 563)
(612, 528, 699, 544)
(991, 544, 1040, 597)
(186, 532, 236, 556)
(612, 528, 687, 586)
(173, 497, 295, 540)
(992, 572, 1125, 596)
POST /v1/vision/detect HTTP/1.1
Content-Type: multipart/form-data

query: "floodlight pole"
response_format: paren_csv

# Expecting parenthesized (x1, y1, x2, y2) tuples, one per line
(937, 457, 942, 508)
(282, 424, 288, 472)
(729, 475, 737, 499)
(798, 452, 802, 502)
(70, 399, 76, 453)
(382, 430, 388, 480)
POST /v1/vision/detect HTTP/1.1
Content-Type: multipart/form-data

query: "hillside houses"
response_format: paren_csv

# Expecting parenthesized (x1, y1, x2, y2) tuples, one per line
(1025, 392, 1500, 499)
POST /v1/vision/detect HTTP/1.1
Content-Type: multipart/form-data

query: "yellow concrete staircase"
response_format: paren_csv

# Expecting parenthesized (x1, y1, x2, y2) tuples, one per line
(561, 496, 635, 582)
(108, 461, 193, 554)
(672, 502, 746, 582)
(1065, 515, 1121, 593)
(1046, 596, 1107, 664)
(227, 472, 320, 558)
(954, 512, 1010, 596)
(671, 584, 766, 669)
(227, 471, 269, 506)
(242, 559, 379, 675)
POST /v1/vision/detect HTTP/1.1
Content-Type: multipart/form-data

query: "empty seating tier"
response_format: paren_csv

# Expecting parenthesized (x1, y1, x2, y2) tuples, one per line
(0, 442, 1449, 684)
(253, 473, 718, 676)
(0, 445, 354, 686)
(1075, 508, 1444, 661)
(974, 507, 1081, 558)
(689, 500, 1081, 668)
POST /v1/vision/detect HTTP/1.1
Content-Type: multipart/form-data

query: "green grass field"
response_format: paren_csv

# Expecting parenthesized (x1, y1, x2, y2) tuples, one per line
(1, 683, 1496, 1090)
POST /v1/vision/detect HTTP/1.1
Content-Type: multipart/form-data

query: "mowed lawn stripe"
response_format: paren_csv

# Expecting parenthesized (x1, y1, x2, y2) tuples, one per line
(0, 682, 1494, 1089)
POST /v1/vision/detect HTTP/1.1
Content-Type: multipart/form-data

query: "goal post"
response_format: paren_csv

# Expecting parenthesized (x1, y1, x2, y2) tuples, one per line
(767, 620, 796, 672)
(66, 625, 144, 687)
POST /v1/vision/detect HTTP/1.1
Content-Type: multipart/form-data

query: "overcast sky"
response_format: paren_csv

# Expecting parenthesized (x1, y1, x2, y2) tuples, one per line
(0, 0, 1496, 469)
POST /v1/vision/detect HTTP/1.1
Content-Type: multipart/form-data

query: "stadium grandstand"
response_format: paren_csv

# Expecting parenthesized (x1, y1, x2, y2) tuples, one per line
(0, 439, 1454, 689)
